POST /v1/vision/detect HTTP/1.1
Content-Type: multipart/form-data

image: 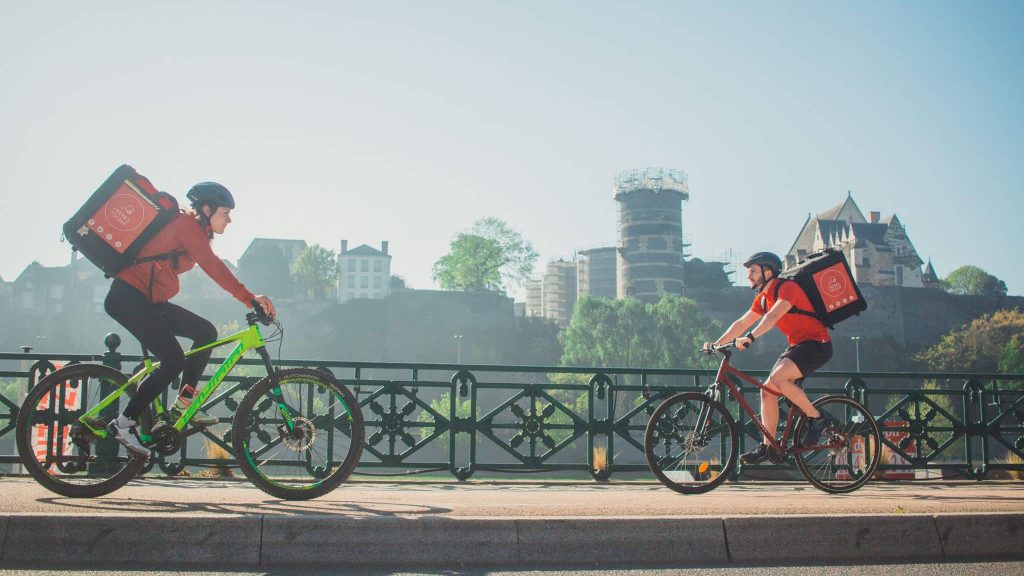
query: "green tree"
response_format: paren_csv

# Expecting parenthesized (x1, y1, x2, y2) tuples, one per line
(916, 309, 1024, 373)
(432, 218, 537, 293)
(390, 275, 409, 290)
(683, 258, 732, 290)
(942, 265, 1008, 297)
(559, 294, 720, 370)
(999, 334, 1024, 374)
(291, 244, 339, 299)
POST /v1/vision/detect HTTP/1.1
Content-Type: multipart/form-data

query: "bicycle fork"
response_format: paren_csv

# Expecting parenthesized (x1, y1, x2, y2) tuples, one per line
(254, 346, 301, 436)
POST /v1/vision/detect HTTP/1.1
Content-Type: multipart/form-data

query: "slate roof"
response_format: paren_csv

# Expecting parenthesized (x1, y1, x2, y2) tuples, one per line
(344, 244, 387, 257)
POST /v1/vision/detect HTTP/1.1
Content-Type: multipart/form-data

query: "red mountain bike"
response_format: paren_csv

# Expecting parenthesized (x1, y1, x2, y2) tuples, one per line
(644, 341, 881, 494)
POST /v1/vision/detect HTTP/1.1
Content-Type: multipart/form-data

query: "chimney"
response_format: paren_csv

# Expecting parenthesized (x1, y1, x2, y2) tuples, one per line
(381, 241, 389, 255)
(869, 211, 880, 224)
(340, 240, 348, 254)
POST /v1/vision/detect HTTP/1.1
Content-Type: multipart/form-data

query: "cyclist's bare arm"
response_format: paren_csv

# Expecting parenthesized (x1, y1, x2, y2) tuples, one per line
(736, 299, 794, 349)
(710, 310, 761, 349)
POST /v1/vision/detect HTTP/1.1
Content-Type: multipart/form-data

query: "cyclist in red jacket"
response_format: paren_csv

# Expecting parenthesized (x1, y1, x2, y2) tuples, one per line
(104, 182, 275, 458)
(705, 252, 832, 465)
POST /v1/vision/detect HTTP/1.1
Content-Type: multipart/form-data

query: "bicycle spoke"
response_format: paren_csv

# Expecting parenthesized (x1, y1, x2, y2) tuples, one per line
(645, 392, 737, 494)
(233, 369, 363, 498)
(795, 396, 881, 493)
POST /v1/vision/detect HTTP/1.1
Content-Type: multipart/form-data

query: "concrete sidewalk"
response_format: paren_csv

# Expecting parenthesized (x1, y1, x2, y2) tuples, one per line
(1, 477, 1022, 567)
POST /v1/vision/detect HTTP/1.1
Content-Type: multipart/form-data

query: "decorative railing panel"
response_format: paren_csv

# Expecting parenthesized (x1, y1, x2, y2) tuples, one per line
(1, 339, 1022, 481)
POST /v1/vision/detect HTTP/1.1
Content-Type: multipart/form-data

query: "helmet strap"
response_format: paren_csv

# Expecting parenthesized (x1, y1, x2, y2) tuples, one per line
(751, 265, 775, 292)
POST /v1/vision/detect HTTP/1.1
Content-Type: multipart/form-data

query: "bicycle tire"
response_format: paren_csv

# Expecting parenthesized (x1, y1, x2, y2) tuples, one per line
(15, 363, 146, 498)
(232, 368, 364, 500)
(793, 395, 881, 494)
(644, 392, 738, 494)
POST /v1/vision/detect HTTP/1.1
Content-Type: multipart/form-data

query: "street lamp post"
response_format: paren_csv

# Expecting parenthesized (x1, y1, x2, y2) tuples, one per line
(851, 336, 861, 372)
(454, 334, 463, 364)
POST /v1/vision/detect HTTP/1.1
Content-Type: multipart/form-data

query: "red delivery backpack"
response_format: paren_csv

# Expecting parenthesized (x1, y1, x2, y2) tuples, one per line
(63, 165, 182, 277)
(775, 248, 867, 329)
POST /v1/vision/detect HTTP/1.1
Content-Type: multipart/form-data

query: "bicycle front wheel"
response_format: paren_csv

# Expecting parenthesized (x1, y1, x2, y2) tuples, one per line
(794, 395, 881, 494)
(644, 392, 738, 494)
(232, 368, 364, 500)
(15, 363, 146, 498)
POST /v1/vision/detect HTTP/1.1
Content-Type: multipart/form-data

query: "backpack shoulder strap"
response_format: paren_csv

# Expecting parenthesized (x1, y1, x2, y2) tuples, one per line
(773, 278, 817, 318)
(132, 248, 188, 269)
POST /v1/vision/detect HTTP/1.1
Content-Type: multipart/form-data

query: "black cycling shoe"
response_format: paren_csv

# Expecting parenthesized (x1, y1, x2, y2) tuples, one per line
(740, 443, 770, 465)
(800, 416, 830, 447)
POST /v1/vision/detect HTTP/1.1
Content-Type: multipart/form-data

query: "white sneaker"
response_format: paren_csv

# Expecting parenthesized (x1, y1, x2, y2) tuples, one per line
(106, 416, 151, 458)
(172, 397, 218, 427)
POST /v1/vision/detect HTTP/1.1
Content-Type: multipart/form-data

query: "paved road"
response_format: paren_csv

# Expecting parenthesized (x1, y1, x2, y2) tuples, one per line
(1, 476, 1021, 517)
(2, 477, 1021, 568)
(2, 562, 1024, 575)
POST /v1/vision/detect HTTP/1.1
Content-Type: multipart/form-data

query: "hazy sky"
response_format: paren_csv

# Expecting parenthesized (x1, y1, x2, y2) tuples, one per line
(2, 2, 1021, 299)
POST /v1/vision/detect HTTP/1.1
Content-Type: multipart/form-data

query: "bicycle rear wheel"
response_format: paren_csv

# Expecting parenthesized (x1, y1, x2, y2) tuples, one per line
(232, 368, 364, 500)
(644, 392, 738, 494)
(794, 395, 881, 493)
(15, 364, 146, 498)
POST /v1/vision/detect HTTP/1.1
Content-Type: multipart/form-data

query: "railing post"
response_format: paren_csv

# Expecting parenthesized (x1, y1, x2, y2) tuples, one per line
(95, 333, 123, 472)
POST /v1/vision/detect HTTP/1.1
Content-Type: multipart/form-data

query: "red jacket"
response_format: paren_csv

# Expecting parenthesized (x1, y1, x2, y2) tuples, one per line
(116, 212, 255, 305)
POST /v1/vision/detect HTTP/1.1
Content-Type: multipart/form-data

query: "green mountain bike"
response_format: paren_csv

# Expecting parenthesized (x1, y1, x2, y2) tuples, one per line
(15, 305, 364, 500)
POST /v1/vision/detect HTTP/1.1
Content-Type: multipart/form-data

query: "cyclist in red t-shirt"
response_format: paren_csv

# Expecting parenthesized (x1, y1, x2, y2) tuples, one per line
(704, 252, 832, 465)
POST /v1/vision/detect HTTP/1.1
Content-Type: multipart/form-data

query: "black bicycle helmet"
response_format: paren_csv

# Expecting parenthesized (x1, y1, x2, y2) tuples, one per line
(743, 252, 783, 274)
(186, 182, 235, 210)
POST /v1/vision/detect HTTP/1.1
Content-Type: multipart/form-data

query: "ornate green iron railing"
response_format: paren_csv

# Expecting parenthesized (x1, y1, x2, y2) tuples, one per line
(1, 335, 1022, 481)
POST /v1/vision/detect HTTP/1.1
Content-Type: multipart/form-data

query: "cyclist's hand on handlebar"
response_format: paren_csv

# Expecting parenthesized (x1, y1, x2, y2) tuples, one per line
(252, 294, 276, 319)
(736, 336, 753, 350)
(700, 342, 714, 355)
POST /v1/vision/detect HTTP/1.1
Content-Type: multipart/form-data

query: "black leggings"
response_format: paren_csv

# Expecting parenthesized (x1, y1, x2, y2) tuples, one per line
(104, 279, 217, 420)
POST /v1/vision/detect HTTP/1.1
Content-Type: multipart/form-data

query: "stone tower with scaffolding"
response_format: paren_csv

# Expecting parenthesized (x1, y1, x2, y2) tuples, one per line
(614, 168, 690, 301)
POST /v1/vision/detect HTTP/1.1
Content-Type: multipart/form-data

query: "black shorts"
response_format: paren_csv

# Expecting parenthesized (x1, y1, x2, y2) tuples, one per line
(777, 340, 833, 380)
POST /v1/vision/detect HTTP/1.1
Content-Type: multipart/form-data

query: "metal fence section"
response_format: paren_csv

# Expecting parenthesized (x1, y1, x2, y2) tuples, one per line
(1, 335, 1022, 481)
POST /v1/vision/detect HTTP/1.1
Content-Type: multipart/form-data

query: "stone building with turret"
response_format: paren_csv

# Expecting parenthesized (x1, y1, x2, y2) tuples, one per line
(786, 193, 934, 288)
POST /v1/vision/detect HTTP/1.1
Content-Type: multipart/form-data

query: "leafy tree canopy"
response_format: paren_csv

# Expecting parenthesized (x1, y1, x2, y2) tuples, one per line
(559, 294, 720, 370)
(683, 258, 733, 290)
(942, 265, 1008, 297)
(291, 244, 339, 299)
(432, 217, 537, 294)
(916, 309, 1024, 373)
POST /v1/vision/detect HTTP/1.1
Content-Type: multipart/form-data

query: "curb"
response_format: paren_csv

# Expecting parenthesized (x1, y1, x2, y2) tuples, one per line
(1, 513, 1022, 567)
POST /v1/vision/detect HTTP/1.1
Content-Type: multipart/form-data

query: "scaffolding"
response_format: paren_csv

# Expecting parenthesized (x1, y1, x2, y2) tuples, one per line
(613, 167, 689, 198)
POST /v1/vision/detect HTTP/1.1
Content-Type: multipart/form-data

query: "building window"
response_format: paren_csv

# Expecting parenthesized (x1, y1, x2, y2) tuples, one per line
(373, 276, 381, 289)
(361, 259, 369, 272)
(347, 276, 355, 288)
(347, 259, 355, 272)
(360, 276, 368, 289)
(360, 293, 367, 299)
(895, 265, 904, 286)
(374, 260, 382, 273)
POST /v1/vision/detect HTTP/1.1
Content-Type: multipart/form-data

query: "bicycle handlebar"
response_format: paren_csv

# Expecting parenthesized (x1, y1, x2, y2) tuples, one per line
(699, 340, 738, 358)
(246, 301, 273, 326)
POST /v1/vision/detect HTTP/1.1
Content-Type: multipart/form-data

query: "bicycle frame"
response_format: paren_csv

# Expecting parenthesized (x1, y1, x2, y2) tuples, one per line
(79, 322, 277, 438)
(707, 349, 825, 456)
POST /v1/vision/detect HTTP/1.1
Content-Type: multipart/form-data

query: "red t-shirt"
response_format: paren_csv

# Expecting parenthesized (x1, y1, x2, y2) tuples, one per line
(116, 212, 255, 305)
(750, 278, 830, 346)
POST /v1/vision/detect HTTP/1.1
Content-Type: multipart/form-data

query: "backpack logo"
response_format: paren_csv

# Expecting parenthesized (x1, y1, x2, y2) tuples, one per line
(812, 262, 859, 312)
